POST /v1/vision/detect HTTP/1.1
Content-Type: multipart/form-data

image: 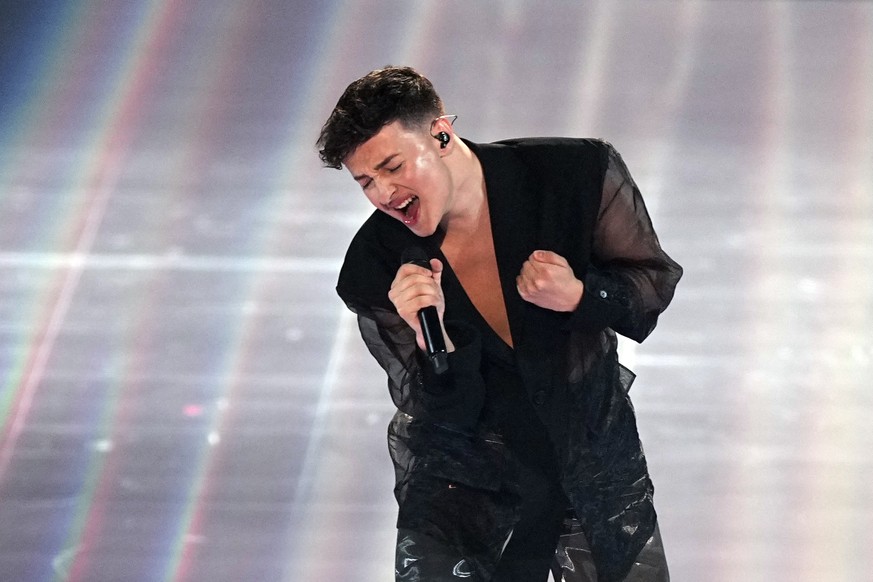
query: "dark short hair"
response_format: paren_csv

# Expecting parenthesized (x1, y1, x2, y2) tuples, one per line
(317, 66, 444, 169)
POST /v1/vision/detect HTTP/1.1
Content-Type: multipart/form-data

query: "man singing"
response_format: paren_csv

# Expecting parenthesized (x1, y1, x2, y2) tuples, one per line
(318, 66, 682, 582)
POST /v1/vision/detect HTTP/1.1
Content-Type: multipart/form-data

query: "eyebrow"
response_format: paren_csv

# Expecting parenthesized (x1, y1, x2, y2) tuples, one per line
(352, 154, 399, 181)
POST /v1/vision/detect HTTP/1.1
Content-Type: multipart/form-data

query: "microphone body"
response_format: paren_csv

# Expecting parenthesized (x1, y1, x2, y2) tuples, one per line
(401, 247, 449, 375)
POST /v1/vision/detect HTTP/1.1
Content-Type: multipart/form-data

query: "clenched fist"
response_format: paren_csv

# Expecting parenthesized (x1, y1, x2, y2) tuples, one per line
(516, 250, 584, 312)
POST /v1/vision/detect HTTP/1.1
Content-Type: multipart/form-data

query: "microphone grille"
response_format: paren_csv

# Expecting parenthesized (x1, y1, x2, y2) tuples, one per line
(401, 246, 430, 268)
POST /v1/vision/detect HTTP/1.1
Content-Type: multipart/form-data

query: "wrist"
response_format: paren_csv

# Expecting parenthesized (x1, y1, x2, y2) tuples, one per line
(567, 279, 584, 311)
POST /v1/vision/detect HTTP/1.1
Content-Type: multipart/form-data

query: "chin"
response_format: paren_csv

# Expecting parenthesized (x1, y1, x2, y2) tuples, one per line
(404, 221, 437, 238)
(406, 225, 433, 237)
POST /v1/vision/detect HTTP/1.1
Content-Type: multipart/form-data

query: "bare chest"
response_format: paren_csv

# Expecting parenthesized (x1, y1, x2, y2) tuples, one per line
(443, 231, 513, 348)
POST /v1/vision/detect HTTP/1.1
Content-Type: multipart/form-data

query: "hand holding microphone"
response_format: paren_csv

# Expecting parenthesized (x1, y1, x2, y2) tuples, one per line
(389, 247, 450, 374)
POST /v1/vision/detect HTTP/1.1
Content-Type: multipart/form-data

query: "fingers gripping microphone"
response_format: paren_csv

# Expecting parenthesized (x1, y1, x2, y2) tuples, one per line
(401, 246, 449, 375)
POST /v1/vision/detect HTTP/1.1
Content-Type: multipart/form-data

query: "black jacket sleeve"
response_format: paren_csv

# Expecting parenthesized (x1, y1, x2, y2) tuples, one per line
(336, 215, 487, 430)
(568, 143, 683, 342)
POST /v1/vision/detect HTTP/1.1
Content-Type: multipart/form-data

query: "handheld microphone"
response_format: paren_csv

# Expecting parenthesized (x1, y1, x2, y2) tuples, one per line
(401, 246, 449, 375)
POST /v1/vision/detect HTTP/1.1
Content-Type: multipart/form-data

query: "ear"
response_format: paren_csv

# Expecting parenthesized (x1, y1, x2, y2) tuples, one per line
(431, 117, 456, 155)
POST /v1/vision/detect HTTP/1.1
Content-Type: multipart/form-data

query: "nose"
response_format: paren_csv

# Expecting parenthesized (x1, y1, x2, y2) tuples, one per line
(373, 176, 396, 206)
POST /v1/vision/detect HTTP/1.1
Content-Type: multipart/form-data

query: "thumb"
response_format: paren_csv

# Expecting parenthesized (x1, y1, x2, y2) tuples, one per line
(429, 258, 444, 285)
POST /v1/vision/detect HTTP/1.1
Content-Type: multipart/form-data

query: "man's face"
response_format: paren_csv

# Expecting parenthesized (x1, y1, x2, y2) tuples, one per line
(344, 120, 451, 237)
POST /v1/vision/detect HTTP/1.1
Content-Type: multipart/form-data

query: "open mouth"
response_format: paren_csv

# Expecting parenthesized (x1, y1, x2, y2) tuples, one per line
(392, 195, 419, 224)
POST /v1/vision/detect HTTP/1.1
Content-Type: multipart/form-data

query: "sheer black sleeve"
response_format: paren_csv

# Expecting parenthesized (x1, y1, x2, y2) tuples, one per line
(569, 144, 683, 342)
(335, 210, 488, 430)
(341, 298, 486, 430)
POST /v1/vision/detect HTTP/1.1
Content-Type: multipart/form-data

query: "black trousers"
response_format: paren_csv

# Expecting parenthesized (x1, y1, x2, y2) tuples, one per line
(395, 522, 669, 582)
(394, 462, 669, 581)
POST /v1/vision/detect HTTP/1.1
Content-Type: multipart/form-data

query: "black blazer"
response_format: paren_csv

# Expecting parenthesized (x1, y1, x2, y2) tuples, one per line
(337, 137, 682, 580)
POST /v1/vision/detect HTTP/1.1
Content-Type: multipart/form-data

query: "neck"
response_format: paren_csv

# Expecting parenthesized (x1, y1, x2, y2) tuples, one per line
(440, 139, 487, 237)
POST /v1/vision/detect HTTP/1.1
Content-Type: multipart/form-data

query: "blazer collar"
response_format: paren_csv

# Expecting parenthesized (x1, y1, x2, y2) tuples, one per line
(449, 140, 538, 356)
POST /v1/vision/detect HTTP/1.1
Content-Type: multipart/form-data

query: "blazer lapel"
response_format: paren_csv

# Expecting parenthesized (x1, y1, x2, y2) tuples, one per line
(471, 141, 573, 362)
(468, 141, 538, 352)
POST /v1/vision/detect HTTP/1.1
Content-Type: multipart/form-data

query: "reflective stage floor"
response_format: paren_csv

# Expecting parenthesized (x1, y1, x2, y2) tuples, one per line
(1, 1, 871, 580)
